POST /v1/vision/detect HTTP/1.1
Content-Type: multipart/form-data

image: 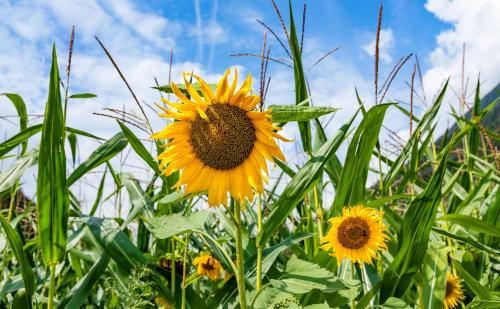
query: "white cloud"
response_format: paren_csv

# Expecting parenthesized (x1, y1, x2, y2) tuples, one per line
(422, 0, 500, 131)
(363, 28, 395, 63)
(0, 0, 205, 215)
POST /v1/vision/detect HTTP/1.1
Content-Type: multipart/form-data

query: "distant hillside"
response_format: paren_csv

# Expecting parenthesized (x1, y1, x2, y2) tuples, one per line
(439, 83, 499, 142)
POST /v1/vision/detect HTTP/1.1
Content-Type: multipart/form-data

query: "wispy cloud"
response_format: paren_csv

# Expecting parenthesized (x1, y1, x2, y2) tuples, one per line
(193, 0, 204, 61)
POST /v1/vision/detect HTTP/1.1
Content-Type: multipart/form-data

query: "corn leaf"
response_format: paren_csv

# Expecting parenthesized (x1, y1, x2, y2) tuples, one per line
(269, 105, 338, 123)
(0, 213, 35, 306)
(37, 45, 69, 265)
(288, 0, 311, 153)
(331, 103, 392, 214)
(67, 132, 128, 186)
(257, 110, 357, 247)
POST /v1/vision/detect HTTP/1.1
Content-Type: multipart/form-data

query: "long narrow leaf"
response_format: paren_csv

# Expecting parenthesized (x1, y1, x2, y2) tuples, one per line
(37, 45, 69, 265)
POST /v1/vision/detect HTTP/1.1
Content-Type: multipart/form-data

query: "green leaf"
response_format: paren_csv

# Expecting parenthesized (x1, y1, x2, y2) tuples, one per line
(145, 211, 210, 239)
(288, 0, 311, 153)
(68, 93, 97, 99)
(331, 103, 392, 214)
(453, 260, 495, 300)
(0, 213, 35, 304)
(314, 118, 343, 188)
(67, 132, 128, 186)
(1, 93, 28, 153)
(271, 256, 358, 295)
(153, 82, 216, 96)
(269, 105, 338, 123)
(37, 44, 69, 265)
(380, 297, 411, 309)
(250, 287, 293, 309)
(257, 110, 356, 247)
(380, 134, 455, 302)
(247, 233, 312, 281)
(12, 290, 31, 309)
(0, 150, 37, 192)
(66, 127, 104, 140)
(89, 167, 107, 216)
(382, 81, 448, 192)
(67, 132, 77, 165)
(62, 255, 110, 309)
(437, 214, 500, 236)
(422, 245, 447, 309)
(83, 217, 146, 272)
(117, 120, 160, 175)
(0, 124, 42, 158)
(432, 227, 499, 256)
(120, 173, 155, 227)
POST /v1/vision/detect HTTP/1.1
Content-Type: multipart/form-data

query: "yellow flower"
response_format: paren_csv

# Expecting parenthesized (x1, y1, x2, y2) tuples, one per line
(155, 296, 173, 309)
(444, 273, 465, 309)
(152, 68, 289, 207)
(321, 205, 388, 264)
(193, 254, 224, 280)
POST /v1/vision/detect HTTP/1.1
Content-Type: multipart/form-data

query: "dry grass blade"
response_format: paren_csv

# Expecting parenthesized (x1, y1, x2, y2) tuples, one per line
(95, 36, 152, 134)
(93, 111, 149, 134)
(308, 45, 342, 71)
(270, 0, 290, 45)
(410, 64, 416, 136)
(230, 53, 292, 68)
(379, 53, 413, 103)
(300, 3, 306, 52)
(256, 19, 292, 59)
(374, 1, 383, 105)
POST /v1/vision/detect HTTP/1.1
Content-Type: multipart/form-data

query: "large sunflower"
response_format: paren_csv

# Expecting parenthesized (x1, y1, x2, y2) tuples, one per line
(444, 273, 465, 309)
(321, 205, 388, 264)
(152, 68, 288, 206)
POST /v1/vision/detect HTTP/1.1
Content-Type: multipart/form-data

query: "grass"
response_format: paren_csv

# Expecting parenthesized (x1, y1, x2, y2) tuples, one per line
(0, 1, 499, 308)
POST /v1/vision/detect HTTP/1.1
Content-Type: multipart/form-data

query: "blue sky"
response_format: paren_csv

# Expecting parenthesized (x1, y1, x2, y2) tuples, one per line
(1, 0, 499, 211)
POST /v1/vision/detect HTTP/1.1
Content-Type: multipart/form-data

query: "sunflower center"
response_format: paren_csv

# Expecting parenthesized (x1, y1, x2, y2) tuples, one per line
(337, 217, 371, 249)
(190, 104, 256, 170)
(445, 281, 453, 297)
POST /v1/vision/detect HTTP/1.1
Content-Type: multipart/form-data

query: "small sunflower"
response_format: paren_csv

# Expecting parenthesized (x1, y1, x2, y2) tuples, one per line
(155, 297, 173, 309)
(193, 254, 224, 280)
(152, 68, 289, 207)
(444, 273, 465, 309)
(321, 205, 388, 264)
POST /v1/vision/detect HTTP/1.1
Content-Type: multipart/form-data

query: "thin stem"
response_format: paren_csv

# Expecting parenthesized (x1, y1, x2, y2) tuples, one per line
(350, 261, 356, 309)
(250, 282, 271, 309)
(6, 182, 19, 222)
(171, 238, 176, 302)
(181, 233, 191, 309)
(313, 186, 324, 241)
(48, 263, 57, 309)
(256, 195, 263, 291)
(234, 199, 247, 309)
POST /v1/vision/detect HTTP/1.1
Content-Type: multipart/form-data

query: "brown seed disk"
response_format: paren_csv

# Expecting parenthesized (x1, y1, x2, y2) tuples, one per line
(445, 280, 453, 297)
(337, 217, 371, 249)
(190, 104, 256, 170)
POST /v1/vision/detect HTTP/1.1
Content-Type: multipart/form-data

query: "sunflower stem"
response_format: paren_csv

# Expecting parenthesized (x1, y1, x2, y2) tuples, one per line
(350, 261, 356, 309)
(234, 199, 247, 309)
(256, 195, 263, 291)
(171, 238, 176, 303)
(181, 233, 191, 309)
(313, 186, 324, 241)
(48, 263, 57, 309)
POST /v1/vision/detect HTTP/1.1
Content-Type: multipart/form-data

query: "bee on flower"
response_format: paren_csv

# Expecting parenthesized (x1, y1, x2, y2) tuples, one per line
(193, 253, 225, 281)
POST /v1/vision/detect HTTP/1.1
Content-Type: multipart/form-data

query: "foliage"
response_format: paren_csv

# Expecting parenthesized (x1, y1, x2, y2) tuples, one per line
(0, 2, 499, 309)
